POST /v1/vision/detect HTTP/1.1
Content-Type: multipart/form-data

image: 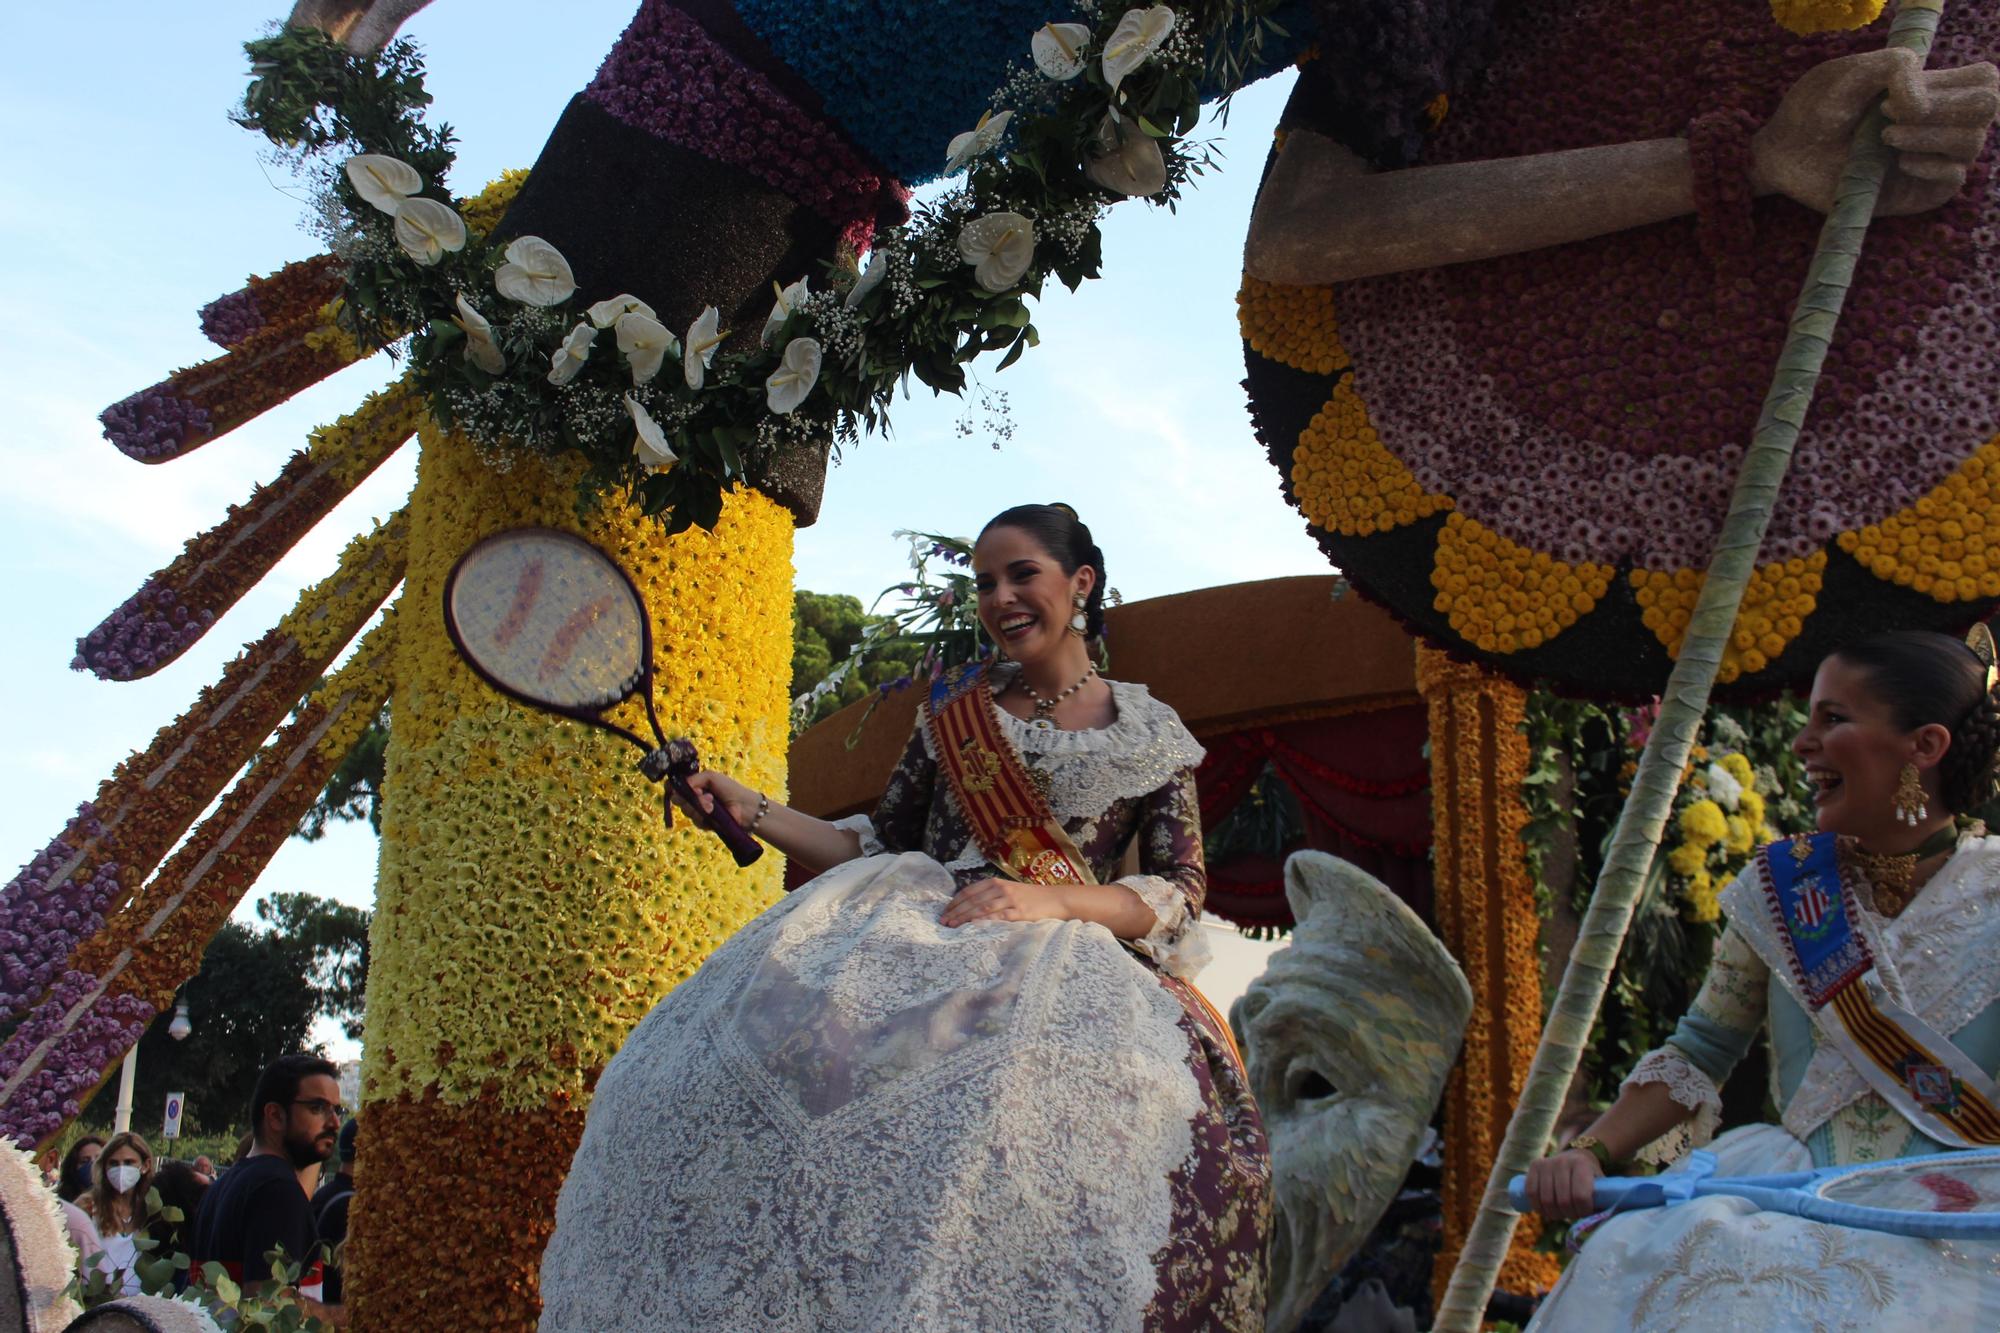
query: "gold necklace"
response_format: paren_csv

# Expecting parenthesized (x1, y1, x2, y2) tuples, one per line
(1015, 666, 1096, 729)
(1845, 824, 1960, 916)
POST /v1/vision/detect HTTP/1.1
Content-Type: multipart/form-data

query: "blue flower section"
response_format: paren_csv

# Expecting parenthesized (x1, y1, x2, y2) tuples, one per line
(732, 0, 1085, 184)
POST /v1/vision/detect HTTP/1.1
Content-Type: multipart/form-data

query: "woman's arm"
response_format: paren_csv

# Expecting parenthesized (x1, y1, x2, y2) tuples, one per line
(1245, 48, 1998, 287)
(677, 770, 862, 871)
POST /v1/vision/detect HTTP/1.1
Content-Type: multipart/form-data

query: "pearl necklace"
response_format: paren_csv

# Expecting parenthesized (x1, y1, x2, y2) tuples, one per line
(1012, 666, 1097, 729)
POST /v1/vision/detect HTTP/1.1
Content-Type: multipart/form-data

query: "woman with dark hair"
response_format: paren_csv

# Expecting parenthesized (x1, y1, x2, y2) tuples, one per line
(57, 1134, 102, 1203)
(1522, 629, 2000, 1327)
(540, 504, 1267, 1331)
(148, 1159, 211, 1287)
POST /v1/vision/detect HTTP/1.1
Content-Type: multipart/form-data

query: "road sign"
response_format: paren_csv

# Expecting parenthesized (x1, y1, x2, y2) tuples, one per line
(163, 1092, 184, 1140)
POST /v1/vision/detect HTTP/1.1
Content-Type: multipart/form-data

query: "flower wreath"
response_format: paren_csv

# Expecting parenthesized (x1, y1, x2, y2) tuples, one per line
(237, 4, 1285, 533)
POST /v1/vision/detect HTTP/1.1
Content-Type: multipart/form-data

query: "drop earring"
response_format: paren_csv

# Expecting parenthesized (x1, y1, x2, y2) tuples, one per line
(1893, 763, 1929, 826)
(1069, 593, 1087, 637)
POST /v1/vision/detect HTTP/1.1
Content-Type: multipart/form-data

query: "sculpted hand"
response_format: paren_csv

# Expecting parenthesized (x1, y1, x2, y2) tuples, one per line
(1521, 1148, 1605, 1221)
(940, 877, 1067, 928)
(1753, 47, 1999, 217)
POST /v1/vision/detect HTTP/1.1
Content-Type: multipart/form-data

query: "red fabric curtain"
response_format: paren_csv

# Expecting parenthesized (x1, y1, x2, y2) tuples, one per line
(1197, 705, 1432, 930)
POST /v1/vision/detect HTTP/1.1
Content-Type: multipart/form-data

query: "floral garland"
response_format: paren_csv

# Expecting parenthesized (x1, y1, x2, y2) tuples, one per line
(75, 380, 423, 680)
(345, 421, 793, 1330)
(0, 618, 396, 1150)
(235, 6, 1280, 533)
(0, 515, 405, 1064)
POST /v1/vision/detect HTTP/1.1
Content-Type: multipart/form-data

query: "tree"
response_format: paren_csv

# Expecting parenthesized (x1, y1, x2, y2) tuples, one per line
(296, 702, 389, 839)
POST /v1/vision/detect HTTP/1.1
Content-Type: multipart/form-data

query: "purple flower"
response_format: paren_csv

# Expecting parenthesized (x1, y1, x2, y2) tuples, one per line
(199, 287, 264, 348)
(100, 388, 211, 461)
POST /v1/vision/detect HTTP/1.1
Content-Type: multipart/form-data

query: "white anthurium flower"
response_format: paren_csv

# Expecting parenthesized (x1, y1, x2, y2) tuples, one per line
(493, 235, 577, 307)
(546, 321, 597, 386)
(683, 305, 725, 390)
(957, 212, 1037, 293)
(1085, 112, 1169, 197)
(765, 337, 822, 416)
(1031, 22, 1091, 80)
(625, 394, 678, 473)
(393, 196, 468, 265)
(845, 249, 888, 310)
(1101, 4, 1175, 94)
(761, 277, 810, 347)
(452, 294, 507, 375)
(344, 154, 423, 215)
(944, 108, 1014, 174)
(615, 311, 679, 386)
(588, 293, 656, 329)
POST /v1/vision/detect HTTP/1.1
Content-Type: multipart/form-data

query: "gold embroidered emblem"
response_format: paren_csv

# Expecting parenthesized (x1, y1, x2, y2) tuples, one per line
(1790, 833, 1815, 863)
(958, 736, 1001, 794)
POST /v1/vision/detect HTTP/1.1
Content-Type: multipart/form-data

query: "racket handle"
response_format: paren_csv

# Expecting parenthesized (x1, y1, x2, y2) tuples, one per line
(1506, 1174, 1639, 1214)
(667, 776, 764, 867)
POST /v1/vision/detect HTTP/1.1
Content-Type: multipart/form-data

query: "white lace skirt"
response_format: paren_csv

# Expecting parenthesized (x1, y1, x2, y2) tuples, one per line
(1528, 1124, 2000, 1331)
(538, 851, 1209, 1331)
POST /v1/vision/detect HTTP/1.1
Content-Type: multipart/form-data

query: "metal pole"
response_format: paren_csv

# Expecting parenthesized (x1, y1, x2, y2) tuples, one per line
(112, 1045, 136, 1135)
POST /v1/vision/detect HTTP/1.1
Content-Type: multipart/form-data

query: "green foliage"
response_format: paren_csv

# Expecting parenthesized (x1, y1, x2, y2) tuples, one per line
(1202, 763, 1304, 868)
(296, 704, 389, 839)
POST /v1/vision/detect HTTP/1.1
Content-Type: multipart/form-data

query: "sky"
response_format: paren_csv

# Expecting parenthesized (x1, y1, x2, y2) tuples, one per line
(0, 5, 1320, 1057)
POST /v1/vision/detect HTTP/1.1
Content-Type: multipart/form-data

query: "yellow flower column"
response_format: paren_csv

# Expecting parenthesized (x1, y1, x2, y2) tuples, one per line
(1416, 645, 1562, 1303)
(347, 423, 793, 1331)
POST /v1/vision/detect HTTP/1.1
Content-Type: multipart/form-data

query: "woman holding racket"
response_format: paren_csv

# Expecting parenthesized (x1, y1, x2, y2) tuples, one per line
(536, 503, 1269, 1331)
(1522, 628, 2000, 1328)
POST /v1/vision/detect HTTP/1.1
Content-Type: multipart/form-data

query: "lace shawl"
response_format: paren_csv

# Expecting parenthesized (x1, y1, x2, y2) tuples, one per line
(837, 673, 1211, 979)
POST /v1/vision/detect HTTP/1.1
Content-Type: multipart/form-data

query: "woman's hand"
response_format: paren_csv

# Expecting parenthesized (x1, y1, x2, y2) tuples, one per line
(1521, 1148, 1605, 1220)
(671, 768, 762, 830)
(1754, 48, 1999, 217)
(940, 877, 1069, 928)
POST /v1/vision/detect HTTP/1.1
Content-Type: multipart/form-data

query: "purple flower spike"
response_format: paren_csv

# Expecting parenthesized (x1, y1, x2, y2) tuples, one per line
(0, 981, 159, 1147)
(199, 287, 264, 348)
(0, 810, 130, 1024)
(100, 388, 212, 461)
(73, 577, 215, 680)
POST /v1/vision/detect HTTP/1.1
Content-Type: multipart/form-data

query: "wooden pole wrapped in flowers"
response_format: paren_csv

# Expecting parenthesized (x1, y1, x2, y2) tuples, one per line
(1435, 1, 1955, 1325)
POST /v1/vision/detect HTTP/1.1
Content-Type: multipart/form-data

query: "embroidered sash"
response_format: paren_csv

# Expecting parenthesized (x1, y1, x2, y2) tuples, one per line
(927, 663, 1096, 887)
(1756, 833, 2000, 1147)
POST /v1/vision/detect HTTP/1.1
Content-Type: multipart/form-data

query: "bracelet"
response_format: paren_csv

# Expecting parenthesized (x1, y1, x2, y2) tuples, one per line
(1562, 1134, 1617, 1172)
(746, 792, 772, 840)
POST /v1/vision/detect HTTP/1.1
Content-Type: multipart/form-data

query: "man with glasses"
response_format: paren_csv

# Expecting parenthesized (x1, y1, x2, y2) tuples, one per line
(189, 1053, 348, 1327)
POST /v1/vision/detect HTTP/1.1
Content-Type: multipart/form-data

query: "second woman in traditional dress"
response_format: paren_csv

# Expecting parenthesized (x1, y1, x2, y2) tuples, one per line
(537, 503, 1269, 1331)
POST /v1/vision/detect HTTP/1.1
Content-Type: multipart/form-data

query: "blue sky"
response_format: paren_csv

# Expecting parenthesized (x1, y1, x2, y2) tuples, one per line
(0, 5, 1313, 1051)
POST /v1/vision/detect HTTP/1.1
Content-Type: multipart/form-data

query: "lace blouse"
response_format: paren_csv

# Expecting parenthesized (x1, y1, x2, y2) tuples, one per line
(835, 669, 1212, 980)
(1624, 833, 2000, 1167)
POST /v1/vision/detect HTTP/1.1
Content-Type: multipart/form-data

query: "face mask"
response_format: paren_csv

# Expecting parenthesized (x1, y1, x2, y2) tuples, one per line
(106, 1164, 142, 1194)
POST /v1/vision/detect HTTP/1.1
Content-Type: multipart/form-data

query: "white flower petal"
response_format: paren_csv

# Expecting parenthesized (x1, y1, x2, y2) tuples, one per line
(765, 337, 822, 416)
(957, 212, 1037, 293)
(684, 305, 723, 390)
(615, 311, 677, 386)
(547, 321, 596, 386)
(944, 108, 1013, 173)
(493, 235, 577, 307)
(761, 277, 810, 347)
(845, 250, 888, 310)
(1085, 114, 1170, 197)
(1102, 4, 1176, 93)
(1031, 22, 1091, 80)
(393, 196, 467, 266)
(588, 293, 656, 329)
(451, 294, 506, 375)
(344, 154, 423, 215)
(626, 394, 678, 472)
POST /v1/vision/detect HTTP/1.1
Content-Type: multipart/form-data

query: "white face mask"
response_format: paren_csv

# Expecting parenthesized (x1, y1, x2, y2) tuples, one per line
(106, 1164, 142, 1194)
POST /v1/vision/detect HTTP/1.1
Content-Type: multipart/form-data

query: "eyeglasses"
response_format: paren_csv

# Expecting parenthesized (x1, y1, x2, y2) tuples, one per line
(291, 1098, 347, 1120)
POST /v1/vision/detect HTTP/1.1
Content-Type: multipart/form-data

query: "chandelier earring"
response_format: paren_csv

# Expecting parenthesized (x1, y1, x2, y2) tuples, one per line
(1893, 762, 1929, 827)
(1069, 592, 1088, 638)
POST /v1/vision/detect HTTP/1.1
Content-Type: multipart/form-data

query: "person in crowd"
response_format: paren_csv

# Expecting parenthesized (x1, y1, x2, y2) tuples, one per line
(1523, 630, 2000, 1327)
(58, 1195, 101, 1273)
(148, 1159, 211, 1290)
(540, 504, 1268, 1330)
(56, 1135, 102, 1203)
(190, 1053, 346, 1327)
(79, 1131, 155, 1296)
(190, 1155, 217, 1185)
(310, 1116, 357, 1306)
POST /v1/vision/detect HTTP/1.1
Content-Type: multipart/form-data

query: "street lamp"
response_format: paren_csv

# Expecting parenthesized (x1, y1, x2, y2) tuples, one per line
(114, 994, 192, 1134)
(168, 998, 192, 1043)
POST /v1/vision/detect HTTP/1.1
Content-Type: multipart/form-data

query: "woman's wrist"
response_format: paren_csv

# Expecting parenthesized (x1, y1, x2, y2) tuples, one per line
(1561, 1134, 1618, 1173)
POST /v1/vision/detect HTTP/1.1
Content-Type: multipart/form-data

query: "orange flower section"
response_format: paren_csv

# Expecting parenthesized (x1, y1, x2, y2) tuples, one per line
(1417, 646, 1561, 1300)
(1839, 434, 2000, 604)
(1237, 275, 1349, 375)
(1291, 381, 1453, 536)
(1432, 513, 1613, 655)
(1769, 0, 1887, 35)
(1630, 550, 1826, 683)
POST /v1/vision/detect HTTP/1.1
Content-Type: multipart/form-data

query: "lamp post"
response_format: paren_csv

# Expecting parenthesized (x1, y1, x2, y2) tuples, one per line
(113, 995, 192, 1134)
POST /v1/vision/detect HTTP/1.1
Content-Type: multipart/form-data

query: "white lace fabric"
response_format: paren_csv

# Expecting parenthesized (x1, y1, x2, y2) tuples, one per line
(1621, 1046, 1723, 1166)
(540, 853, 1204, 1331)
